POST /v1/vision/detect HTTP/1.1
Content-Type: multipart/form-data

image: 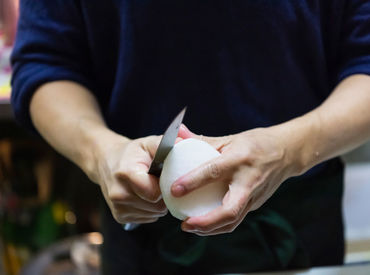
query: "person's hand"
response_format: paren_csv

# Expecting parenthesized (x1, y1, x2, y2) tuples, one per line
(171, 125, 299, 236)
(89, 134, 168, 224)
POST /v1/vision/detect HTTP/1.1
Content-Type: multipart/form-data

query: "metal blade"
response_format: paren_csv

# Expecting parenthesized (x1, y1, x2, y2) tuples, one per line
(148, 107, 186, 177)
(124, 107, 186, 231)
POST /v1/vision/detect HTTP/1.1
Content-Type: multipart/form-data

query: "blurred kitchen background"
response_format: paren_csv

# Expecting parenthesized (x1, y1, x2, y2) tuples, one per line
(0, 1, 101, 274)
(0, 0, 369, 274)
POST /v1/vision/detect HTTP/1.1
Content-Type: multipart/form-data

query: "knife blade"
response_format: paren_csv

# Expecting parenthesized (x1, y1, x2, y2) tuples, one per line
(124, 107, 187, 231)
(148, 107, 187, 177)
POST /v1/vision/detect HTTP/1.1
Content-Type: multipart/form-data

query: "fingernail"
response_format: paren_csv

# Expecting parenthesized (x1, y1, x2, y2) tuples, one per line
(180, 124, 189, 131)
(172, 184, 186, 196)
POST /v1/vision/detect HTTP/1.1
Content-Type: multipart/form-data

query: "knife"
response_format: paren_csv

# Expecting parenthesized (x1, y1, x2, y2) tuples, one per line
(124, 107, 187, 231)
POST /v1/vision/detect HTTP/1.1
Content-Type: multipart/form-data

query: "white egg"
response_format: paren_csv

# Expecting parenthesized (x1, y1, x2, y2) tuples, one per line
(159, 138, 228, 220)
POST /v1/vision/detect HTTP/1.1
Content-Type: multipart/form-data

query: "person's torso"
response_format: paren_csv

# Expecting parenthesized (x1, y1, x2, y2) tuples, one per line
(79, 0, 346, 138)
(76, 2, 347, 272)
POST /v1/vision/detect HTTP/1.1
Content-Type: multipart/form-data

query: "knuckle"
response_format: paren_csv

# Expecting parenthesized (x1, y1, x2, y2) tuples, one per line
(155, 201, 167, 212)
(252, 170, 264, 184)
(225, 207, 241, 223)
(114, 170, 130, 182)
(241, 147, 258, 165)
(144, 190, 161, 203)
(234, 150, 248, 163)
(112, 211, 127, 224)
(210, 163, 221, 178)
(197, 224, 212, 232)
(205, 162, 221, 179)
(108, 188, 131, 204)
(115, 165, 142, 181)
(224, 211, 236, 223)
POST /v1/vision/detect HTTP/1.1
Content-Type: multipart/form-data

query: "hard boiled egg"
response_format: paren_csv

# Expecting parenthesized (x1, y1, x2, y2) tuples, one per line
(159, 138, 228, 220)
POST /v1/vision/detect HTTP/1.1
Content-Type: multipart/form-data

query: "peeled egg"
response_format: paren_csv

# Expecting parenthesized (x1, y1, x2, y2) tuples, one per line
(159, 138, 228, 220)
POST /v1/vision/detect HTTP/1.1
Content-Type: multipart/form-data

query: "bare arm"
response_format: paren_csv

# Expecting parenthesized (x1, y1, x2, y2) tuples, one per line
(173, 74, 370, 235)
(287, 74, 370, 174)
(30, 81, 118, 178)
(30, 81, 167, 224)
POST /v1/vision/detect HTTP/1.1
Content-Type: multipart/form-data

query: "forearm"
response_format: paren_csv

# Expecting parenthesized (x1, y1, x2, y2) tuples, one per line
(30, 81, 128, 180)
(173, 74, 370, 234)
(277, 74, 370, 175)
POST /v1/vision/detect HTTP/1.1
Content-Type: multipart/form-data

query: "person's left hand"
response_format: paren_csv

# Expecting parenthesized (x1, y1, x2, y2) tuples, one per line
(171, 124, 299, 236)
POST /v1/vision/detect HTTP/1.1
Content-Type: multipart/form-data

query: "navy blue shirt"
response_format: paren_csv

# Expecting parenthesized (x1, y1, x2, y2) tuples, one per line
(11, 0, 370, 137)
(11, 0, 370, 273)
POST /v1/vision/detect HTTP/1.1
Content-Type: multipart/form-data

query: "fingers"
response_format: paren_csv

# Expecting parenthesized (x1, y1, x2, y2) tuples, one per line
(115, 168, 162, 203)
(103, 185, 167, 224)
(105, 170, 166, 207)
(178, 124, 196, 139)
(141, 135, 162, 160)
(175, 137, 183, 144)
(114, 198, 167, 213)
(106, 180, 167, 224)
(181, 185, 251, 235)
(184, 223, 239, 236)
(178, 124, 232, 152)
(171, 156, 232, 197)
(178, 124, 213, 143)
(99, 135, 169, 225)
(112, 206, 168, 224)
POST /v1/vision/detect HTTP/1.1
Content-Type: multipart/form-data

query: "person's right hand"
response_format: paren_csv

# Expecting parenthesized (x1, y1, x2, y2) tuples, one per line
(88, 134, 168, 224)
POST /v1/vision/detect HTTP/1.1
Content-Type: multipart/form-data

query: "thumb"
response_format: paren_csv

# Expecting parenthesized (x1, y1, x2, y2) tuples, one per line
(178, 124, 229, 150)
(178, 124, 197, 139)
(178, 124, 216, 144)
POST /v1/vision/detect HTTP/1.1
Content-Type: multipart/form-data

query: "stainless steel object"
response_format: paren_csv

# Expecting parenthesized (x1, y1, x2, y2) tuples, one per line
(124, 107, 187, 231)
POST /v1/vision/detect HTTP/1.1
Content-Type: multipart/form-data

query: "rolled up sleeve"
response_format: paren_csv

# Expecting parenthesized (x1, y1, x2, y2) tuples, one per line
(11, 0, 94, 132)
(337, 0, 370, 82)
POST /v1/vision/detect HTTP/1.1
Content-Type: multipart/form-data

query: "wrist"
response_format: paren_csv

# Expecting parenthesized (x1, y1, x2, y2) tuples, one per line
(77, 120, 130, 183)
(270, 112, 322, 177)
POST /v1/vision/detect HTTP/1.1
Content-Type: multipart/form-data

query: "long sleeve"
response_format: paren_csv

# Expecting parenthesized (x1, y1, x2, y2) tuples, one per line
(11, 0, 94, 132)
(337, 0, 370, 82)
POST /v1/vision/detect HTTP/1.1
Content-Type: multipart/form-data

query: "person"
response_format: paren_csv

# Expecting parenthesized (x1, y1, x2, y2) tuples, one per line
(11, 0, 370, 274)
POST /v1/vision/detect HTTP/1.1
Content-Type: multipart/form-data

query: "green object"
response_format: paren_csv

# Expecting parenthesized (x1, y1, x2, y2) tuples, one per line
(1, 202, 62, 250)
(101, 159, 344, 274)
(32, 202, 60, 249)
(157, 209, 300, 270)
(159, 225, 208, 266)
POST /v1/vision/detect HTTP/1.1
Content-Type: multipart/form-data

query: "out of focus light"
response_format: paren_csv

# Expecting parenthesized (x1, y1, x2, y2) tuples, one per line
(65, 211, 77, 224)
(87, 232, 103, 245)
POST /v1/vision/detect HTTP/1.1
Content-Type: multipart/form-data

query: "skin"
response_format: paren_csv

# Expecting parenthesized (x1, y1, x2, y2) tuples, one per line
(30, 81, 168, 224)
(173, 74, 370, 235)
(30, 74, 370, 234)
